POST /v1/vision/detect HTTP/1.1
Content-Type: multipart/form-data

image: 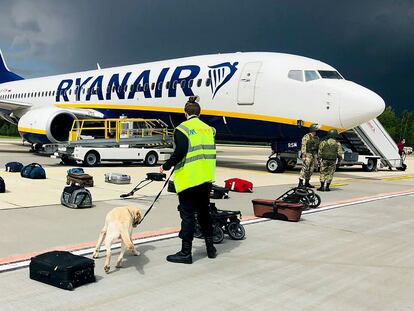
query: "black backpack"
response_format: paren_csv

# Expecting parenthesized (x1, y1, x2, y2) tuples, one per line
(0, 177, 5, 193)
(5, 162, 23, 172)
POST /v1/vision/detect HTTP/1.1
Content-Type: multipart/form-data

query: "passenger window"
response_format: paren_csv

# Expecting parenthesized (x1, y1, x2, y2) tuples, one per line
(206, 78, 211, 87)
(166, 81, 170, 89)
(180, 80, 186, 88)
(172, 81, 177, 89)
(144, 83, 149, 91)
(53, 91, 55, 96)
(157, 82, 163, 90)
(305, 70, 319, 82)
(151, 82, 155, 90)
(288, 70, 303, 82)
(124, 85, 127, 92)
(197, 79, 202, 87)
(188, 80, 193, 87)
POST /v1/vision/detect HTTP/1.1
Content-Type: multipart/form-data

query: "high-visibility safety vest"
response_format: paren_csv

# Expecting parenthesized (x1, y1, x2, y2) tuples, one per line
(173, 117, 216, 193)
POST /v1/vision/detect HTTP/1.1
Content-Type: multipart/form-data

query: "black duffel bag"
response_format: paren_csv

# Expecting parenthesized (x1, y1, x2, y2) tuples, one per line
(21, 163, 46, 179)
(146, 172, 166, 181)
(30, 251, 95, 290)
(5, 162, 23, 172)
(0, 176, 5, 193)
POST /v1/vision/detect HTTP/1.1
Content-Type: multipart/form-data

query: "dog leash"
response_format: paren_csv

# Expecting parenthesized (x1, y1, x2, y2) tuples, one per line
(138, 170, 173, 225)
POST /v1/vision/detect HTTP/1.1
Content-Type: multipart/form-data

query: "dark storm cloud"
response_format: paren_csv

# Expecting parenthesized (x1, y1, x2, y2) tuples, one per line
(0, 0, 413, 111)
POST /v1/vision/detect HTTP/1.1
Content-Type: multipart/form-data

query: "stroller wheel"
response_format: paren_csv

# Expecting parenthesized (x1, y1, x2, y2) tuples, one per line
(227, 222, 245, 240)
(305, 193, 321, 208)
(213, 225, 224, 244)
(194, 223, 203, 239)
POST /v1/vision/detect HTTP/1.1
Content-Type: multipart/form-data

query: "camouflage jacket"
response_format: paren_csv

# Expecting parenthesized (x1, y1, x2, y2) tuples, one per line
(318, 138, 343, 161)
(301, 133, 320, 154)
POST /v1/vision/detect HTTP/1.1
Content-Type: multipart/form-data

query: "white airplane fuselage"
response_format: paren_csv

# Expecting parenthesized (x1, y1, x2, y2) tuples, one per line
(0, 52, 385, 144)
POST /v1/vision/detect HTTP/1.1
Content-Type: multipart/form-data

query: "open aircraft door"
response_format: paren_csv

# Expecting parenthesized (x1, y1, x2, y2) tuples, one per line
(237, 62, 262, 105)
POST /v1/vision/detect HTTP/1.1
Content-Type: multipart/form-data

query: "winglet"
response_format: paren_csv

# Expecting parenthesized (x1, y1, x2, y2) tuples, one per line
(0, 49, 24, 84)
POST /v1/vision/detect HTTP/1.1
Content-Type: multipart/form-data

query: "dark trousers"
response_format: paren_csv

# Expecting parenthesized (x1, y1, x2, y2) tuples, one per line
(177, 182, 213, 242)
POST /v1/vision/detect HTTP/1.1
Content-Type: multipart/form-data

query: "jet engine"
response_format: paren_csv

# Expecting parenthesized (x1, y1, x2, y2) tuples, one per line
(18, 107, 76, 143)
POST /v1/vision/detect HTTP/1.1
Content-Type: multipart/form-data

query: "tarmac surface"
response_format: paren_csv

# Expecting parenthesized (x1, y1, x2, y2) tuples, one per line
(0, 138, 413, 310)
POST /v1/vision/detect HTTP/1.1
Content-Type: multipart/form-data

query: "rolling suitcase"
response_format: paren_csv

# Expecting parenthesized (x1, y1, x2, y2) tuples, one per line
(105, 173, 131, 184)
(29, 251, 95, 290)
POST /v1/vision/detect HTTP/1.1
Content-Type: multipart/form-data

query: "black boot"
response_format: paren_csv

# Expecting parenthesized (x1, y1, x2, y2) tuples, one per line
(166, 240, 192, 264)
(325, 183, 331, 192)
(305, 179, 315, 188)
(317, 182, 325, 191)
(298, 179, 304, 188)
(205, 236, 217, 259)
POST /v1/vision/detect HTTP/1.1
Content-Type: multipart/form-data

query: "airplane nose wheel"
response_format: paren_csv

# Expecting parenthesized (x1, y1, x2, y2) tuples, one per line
(266, 157, 286, 173)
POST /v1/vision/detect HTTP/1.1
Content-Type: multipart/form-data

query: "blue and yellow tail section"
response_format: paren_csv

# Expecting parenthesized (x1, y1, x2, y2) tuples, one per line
(0, 50, 23, 84)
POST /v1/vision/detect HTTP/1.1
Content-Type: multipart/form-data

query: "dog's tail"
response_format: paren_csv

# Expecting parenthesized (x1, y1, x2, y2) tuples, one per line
(120, 230, 134, 250)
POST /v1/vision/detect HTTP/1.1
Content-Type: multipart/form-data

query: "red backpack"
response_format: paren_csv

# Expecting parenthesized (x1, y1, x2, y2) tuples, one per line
(225, 178, 253, 192)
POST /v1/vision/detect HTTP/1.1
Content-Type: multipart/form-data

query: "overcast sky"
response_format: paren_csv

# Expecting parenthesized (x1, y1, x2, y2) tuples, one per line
(0, 0, 413, 112)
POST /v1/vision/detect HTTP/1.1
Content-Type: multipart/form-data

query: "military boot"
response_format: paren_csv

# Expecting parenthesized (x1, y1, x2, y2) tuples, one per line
(298, 179, 304, 188)
(325, 183, 331, 192)
(166, 240, 192, 264)
(205, 236, 217, 259)
(317, 182, 325, 191)
(305, 179, 315, 188)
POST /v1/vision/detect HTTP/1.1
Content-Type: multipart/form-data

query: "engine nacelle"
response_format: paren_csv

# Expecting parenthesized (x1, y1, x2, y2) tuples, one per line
(18, 107, 76, 144)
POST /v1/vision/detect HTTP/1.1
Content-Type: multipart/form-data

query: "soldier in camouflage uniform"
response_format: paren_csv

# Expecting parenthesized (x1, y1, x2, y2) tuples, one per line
(317, 129, 343, 192)
(298, 123, 320, 188)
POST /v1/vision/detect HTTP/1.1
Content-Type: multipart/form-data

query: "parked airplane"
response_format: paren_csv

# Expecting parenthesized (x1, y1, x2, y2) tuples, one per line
(0, 50, 384, 169)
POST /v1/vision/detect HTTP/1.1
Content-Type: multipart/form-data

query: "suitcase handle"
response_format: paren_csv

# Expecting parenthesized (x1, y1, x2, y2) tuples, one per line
(38, 270, 50, 277)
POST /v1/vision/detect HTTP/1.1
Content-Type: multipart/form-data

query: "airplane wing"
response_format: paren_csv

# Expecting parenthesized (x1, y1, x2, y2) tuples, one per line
(0, 99, 32, 111)
(0, 99, 104, 122)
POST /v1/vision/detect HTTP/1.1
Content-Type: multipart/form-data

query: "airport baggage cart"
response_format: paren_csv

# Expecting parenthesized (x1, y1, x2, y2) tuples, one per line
(105, 173, 131, 184)
(29, 250, 95, 290)
(67, 173, 94, 187)
(252, 199, 304, 222)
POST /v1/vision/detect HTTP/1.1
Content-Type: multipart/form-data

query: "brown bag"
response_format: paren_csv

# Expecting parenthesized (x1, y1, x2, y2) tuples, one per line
(252, 199, 303, 222)
(67, 173, 94, 187)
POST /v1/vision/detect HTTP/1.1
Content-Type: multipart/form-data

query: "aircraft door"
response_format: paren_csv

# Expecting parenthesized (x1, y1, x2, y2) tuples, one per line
(237, 62, 262, 105)
(324, 90, 341, 126)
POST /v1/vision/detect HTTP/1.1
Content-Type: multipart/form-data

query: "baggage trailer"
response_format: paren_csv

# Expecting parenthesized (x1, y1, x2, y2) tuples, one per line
(51, 118, 173, 166)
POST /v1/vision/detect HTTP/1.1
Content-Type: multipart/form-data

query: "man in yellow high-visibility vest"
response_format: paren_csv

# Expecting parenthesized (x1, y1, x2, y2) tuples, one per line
(160, 96, 216, 264)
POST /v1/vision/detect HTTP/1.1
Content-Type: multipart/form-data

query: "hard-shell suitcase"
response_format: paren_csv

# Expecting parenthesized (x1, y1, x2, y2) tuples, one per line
(29, 251, 95, 290)
(67, 173, 94, 187)
(252, 199, 303, 222)
(105, 173, 131, 184)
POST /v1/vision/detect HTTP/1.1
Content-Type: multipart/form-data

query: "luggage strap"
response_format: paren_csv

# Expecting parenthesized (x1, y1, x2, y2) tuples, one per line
(138, 170, 173, 225)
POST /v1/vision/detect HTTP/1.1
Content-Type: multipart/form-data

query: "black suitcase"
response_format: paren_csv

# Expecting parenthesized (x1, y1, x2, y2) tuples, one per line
(29, 251, 95, 290)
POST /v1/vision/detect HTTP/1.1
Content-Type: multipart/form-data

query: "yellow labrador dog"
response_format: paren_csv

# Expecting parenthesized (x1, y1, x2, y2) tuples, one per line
(92, 206, 142, 273)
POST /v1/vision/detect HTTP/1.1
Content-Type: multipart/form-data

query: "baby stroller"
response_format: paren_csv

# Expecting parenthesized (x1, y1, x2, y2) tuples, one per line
(194, 203, 245, 244)
(278, 187, 321, 209)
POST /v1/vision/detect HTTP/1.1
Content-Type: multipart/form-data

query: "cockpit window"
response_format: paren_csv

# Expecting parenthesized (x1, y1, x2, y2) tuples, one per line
(288, 70, 303, 82)
(305, 70, 319, 82)
(318, 70, 343, 79)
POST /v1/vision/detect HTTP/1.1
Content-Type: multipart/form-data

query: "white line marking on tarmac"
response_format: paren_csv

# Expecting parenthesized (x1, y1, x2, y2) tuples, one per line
(1, 191, 413, 273)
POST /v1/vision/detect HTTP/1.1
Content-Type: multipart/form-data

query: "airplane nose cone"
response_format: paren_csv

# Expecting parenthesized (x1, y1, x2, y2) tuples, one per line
(340, 82, 386, 129)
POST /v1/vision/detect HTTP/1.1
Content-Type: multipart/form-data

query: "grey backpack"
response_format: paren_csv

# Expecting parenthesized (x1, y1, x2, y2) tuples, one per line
(61, 185, 92, 209)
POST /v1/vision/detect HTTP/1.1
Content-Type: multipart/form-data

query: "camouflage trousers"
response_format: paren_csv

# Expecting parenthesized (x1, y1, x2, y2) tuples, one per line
(320, 159, 337, 183)
(300, 153, 317, 180)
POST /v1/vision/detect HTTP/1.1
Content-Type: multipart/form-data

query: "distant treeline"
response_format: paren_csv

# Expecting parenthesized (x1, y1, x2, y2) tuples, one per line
(378, 106, 413, 146)
(0, 120, 19, 137)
